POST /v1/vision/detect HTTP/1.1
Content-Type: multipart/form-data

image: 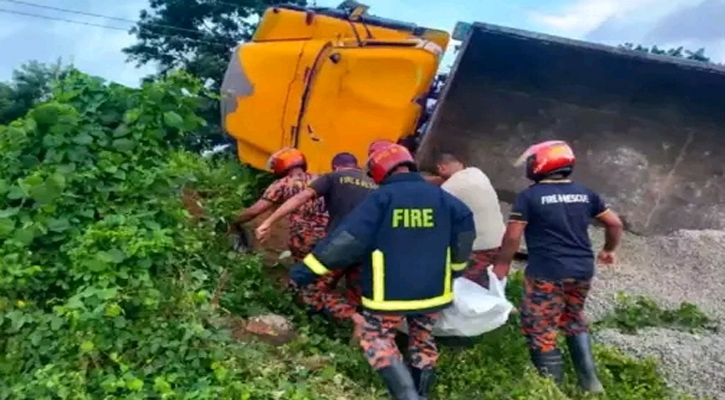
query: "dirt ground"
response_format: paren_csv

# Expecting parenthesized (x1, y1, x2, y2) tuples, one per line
(243, 210, 291, 265)
(241, 210, 294, 286)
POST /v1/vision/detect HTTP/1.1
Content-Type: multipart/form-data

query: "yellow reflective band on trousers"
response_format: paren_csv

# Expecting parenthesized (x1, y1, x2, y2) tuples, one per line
(303, 254, 331, 276)
(362, 248, 454, 311)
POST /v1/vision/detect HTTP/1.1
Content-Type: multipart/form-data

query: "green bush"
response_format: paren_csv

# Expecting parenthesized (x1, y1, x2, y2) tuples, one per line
(0, 70, 370, 399)
(0, 70, 699, 399)
(595, 293, 718, 334)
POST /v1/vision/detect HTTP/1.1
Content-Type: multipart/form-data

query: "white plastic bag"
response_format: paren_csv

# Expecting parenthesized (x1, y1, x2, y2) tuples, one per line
(400, 266, 514, 337)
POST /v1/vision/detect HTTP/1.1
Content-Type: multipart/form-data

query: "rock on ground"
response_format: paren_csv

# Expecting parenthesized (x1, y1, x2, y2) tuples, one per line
(229, 313, 297, 346)
(595, 328, 725, 399)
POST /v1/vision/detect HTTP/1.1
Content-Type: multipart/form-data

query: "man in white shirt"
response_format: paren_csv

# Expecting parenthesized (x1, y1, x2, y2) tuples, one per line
(435, 153, 507, 287)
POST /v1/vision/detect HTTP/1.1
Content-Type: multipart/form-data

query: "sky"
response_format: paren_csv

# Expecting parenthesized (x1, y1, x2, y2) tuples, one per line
(0, 0, 724, 87)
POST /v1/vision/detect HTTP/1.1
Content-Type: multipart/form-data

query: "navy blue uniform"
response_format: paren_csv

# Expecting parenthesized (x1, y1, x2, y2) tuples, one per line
(510, 180, 608, 280)
(289, 172, 475, 315)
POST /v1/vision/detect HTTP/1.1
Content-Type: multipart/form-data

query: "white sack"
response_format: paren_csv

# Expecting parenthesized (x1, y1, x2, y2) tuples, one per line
(400, 266, 514, 337)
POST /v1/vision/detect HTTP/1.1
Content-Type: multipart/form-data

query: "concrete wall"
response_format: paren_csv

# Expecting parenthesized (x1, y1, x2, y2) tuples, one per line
(417, 23, 725, 235)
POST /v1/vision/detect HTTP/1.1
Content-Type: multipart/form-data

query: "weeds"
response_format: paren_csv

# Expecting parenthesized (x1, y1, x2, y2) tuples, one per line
(594, 293, 718, 334)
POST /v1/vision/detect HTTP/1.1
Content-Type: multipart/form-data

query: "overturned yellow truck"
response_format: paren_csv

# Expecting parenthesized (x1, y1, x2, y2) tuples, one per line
(221, 2, 449, 173)
(221, 3, 725, 236)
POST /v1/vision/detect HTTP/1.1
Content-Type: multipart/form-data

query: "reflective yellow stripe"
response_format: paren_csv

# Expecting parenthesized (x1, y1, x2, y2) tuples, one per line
(371, 250, 385, 301)
(444, 248, 452, 294)
(361, 248, 455, 312)
(361, 293, 454, 311)
(302, 254, 330, 276)
(450, 262, 467, 271)
(449, 247, 467, 271)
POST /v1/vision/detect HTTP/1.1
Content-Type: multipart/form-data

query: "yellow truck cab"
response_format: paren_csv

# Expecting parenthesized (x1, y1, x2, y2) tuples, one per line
(221, 2, 449, 173)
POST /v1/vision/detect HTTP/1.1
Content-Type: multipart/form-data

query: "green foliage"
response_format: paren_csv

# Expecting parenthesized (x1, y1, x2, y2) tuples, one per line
(619, 43, 711, 63)
(0, 59, 72, 125)
(595, 294, 717, 334)
(123, 0, 306, 151)
(0, 70, 370, 399)
(0, 68, 701, 400)
(124, 0, 304, 87)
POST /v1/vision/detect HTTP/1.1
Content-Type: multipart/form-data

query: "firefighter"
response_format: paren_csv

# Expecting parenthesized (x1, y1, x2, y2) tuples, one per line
(433, 153, 506, 289)
(231, 147, 328, 265)
(254, 152, 377, 325)
(492, 140, 623, 393)
(287, 144, 475, 400)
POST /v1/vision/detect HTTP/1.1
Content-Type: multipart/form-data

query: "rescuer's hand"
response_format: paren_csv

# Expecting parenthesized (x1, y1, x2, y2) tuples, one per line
(492, 263, 510, 280)
(255, 221, 272, 242)
(597, 250, 616, 265)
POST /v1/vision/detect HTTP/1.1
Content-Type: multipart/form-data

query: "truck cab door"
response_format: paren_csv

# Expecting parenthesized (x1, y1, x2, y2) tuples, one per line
(295, 42, 440, 173)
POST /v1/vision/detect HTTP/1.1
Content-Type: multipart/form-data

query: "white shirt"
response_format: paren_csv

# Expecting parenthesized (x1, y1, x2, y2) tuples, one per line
(441, 167, 505, 251)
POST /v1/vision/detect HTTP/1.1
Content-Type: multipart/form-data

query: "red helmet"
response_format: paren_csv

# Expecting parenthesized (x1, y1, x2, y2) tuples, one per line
(515, 140, 575, 181)
(368, 139, 395, 157)
(367, 144, 417, 184)
(265, 147, 307, 176)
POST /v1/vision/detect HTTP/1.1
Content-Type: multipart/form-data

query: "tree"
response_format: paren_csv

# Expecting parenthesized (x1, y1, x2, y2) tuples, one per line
(124, 0, 308, 90)
(0, 59, 71, 125)
(619, 43, 711, 63)
(123, 0, 306, 151)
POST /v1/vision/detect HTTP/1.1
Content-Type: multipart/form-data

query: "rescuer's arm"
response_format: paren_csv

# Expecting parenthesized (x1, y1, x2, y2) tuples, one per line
(591, 191, 623, 264)
(234, 181, 283, 227)
(255, 187, 317, 241)
(448, 197, 475, 278)
(264, 188, 317, 225)
(234, 199, 274, 226)
(289, 191, 386, 287)
(493, 192, 529, 279)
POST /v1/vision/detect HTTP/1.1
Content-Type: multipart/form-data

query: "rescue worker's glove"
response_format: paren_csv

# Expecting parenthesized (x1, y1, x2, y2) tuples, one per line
(288, 262, 318, 287)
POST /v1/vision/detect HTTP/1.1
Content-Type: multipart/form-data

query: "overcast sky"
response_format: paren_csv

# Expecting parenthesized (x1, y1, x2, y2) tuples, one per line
(0, 0, 723, 87)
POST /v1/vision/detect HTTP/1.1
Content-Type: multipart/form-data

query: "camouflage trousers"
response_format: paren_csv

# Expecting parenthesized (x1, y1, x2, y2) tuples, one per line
(288, 228, 324, 262)
(520, 276, 591, 352)
(298, 264, 362, 322)
(359, 311, 440, 370)
(461, 248, 500, 289)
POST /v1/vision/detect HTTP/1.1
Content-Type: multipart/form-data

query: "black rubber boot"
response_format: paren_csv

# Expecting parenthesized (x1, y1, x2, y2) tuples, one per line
(566, 333, 605, 393)
(410, 366, 436, 400)
(529, 348, 565, 385)
(377, 362, 421, 400)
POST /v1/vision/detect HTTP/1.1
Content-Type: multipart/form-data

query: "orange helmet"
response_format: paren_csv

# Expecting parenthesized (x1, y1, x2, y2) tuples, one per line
(514, 140, 575, 182)
(265, 147, 307, 176)
(367, 144, 417, 184)
(367, 139, 395, 157)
